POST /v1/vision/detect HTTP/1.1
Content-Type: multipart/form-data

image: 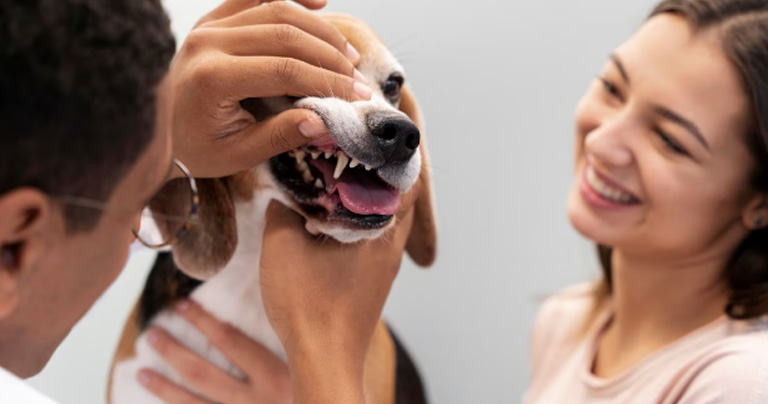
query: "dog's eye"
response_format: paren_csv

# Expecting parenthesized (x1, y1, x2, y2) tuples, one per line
(383, 74, 404, 99)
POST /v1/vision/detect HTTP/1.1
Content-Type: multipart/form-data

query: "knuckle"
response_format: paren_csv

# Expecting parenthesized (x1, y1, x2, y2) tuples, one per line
(272, 58, 301, 85)
(183, 367, 207, 385)
(273, 24, 302, 49)
(183, 29, 206, 53)
(266, 1, 291, 20)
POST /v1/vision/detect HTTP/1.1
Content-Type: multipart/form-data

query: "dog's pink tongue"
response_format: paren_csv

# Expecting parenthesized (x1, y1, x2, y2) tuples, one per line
(310, 159, 400, 216)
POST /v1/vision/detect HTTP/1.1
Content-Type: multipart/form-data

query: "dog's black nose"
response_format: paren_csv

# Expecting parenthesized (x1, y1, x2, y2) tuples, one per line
(371, 119, 420, 164)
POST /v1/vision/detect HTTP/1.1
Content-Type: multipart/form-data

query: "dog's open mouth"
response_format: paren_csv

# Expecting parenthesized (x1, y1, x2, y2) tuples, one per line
(269, 136, 399, 229)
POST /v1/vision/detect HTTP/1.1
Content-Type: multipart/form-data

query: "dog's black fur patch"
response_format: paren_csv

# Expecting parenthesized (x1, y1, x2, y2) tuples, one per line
(137, 251, 202, 330)
(390, 326, 429, 404)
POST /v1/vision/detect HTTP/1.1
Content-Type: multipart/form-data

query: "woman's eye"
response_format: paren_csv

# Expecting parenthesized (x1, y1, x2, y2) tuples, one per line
(656, 129, 689, 156)
(383, 75, 403, 98)
(598, 77, 622, 101)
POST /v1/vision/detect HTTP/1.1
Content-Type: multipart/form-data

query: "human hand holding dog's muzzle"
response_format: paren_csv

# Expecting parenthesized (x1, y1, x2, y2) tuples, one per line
(169, 0, 374, 179)
(259, 200, 413, 403)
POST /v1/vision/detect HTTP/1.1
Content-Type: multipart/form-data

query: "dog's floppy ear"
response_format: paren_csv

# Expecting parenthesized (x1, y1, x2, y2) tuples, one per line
(399, 85, 437, 267)
(169, 178, 238, 280)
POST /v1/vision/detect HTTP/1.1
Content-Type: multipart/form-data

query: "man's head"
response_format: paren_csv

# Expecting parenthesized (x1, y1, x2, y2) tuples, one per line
(0, 0, 175, 376)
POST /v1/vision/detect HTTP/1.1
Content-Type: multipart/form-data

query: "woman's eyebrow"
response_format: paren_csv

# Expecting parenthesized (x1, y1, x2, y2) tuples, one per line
(611, 54, 630, 84)
(653, 104, 710, 151)
(610, 53, 710, 152)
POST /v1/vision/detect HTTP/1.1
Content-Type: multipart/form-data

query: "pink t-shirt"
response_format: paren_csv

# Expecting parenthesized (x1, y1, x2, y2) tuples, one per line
(525, 283, 768, 404)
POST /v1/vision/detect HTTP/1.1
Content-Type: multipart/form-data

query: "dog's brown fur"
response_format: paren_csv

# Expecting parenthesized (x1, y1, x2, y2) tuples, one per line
(109, 13, 436, 404)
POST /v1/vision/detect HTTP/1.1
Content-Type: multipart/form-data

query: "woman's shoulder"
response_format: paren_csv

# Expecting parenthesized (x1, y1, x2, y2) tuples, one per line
(678, 328, 768, 403)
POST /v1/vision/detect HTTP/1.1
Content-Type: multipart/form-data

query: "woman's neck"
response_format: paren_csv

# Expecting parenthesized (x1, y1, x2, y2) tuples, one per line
(593, 248, 730, 378)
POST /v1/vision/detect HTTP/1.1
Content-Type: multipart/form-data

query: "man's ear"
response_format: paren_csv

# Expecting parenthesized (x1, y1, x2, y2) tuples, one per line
(743, 195, 768, 230)
(0, 189, 50, 318)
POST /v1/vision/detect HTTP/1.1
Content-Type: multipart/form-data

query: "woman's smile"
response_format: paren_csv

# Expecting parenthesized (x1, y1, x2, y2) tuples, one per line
(579, 164, 641, 210)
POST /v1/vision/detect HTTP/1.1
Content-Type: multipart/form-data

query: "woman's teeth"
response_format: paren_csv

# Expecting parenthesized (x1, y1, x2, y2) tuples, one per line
(586, 166, 636, 204)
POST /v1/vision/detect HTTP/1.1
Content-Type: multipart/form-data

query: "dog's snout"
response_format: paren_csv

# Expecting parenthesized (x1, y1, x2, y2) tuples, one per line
(371, 119, 420, 164)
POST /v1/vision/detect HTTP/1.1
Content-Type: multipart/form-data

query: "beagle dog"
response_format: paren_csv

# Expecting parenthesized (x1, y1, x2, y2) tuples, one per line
(108, 13, 436, 404)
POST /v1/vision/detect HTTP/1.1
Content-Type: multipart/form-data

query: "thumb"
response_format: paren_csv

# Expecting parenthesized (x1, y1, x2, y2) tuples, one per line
(232, 109, 328, 173)
(264, 200, 306, 236)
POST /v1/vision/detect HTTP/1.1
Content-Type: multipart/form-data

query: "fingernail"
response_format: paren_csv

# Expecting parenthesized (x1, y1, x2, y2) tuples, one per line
(176, 300, 190, 313)
(138, 370, 152, 387)
(354, 82, 373, 100)
(299, 117, 328, 138)
(353, 69, 367, 83)
(346, 43, 360, 62)
(147, 329, 159, 346)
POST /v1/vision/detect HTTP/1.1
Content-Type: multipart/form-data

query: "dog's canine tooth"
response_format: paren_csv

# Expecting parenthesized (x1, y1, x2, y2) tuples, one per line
(302, 168, 314, 183)
(364, 164, 373, 171)
(310, 152, 321, 160)
(294, 151, 306, 162)
(334, 153, 349, 179)
(350, 158, 361, 168)
(324, 151, 333, 159)
(315, 178, 324, 188)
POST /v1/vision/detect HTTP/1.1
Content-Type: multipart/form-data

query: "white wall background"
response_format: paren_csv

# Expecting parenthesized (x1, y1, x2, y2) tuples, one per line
(28, 0, 659, 403)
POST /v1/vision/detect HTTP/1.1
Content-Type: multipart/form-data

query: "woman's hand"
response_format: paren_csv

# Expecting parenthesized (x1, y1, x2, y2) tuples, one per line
(170, 0, 373, 178)
(139, 300, 292, 404)
(259, 201, 414, 403)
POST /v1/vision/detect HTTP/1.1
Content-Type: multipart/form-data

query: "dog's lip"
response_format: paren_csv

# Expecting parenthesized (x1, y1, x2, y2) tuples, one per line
(301, 202, 393, 230)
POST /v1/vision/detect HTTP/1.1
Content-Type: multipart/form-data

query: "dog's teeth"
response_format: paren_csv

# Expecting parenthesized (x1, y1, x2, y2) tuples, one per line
(294, 151, 306, 162)
(350, 158, 361, 168)
(364, 164, 373, 171)
(315, 178, 324, 188)
(310, 152, 320, 160)
(324, 151, 333, 159)
(302, 168, 313, 183)
(334, 153, 349, 179)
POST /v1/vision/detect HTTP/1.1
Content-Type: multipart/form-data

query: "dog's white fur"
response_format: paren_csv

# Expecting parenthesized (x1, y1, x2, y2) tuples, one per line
(110, 47, 418, 403)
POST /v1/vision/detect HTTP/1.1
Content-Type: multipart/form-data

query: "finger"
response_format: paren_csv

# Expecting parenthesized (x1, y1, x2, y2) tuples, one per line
(146, 327, 246, 403)
(204, 1, 358, 64)
(265, 0, 328, 10)
(195, 0, 262, 28)
(288, 0, 327, 10)
(208, 55, 371, 101)
(205, 24, 356, 78)
(138, 369, 213, 404)
(175, 300, 291, 385)
(222, 109, 331, 171)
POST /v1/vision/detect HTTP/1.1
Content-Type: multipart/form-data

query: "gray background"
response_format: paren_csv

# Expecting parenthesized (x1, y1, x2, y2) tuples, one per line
(28, 0, 659, 402)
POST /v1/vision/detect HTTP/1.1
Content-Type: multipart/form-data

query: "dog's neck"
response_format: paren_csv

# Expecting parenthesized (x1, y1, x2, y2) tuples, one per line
(186, 166, 289, 359)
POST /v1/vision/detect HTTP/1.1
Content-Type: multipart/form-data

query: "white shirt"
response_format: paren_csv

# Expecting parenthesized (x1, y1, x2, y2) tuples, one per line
(0, 366, 58, 404)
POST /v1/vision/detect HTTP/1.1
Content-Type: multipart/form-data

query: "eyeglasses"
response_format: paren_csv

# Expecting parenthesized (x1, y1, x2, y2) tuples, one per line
(55, 158, 199, 249)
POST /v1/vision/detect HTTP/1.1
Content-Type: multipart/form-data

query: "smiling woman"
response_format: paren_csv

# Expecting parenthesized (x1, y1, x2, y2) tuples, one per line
(526, 0, 768, 403)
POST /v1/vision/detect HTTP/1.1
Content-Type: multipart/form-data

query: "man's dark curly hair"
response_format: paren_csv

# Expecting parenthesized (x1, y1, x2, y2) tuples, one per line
(0, 0, 176, 232)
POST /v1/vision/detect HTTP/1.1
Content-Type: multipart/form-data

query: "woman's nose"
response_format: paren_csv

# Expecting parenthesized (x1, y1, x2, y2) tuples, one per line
(583, 116, 634, 168)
